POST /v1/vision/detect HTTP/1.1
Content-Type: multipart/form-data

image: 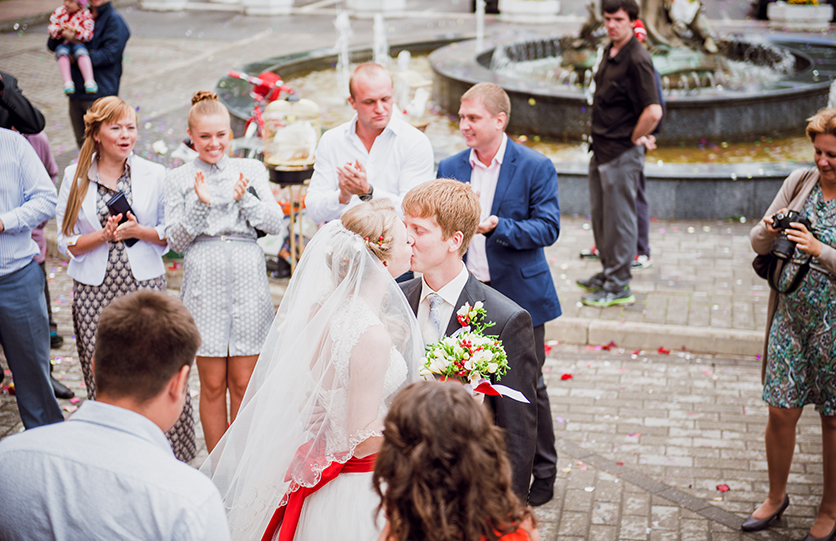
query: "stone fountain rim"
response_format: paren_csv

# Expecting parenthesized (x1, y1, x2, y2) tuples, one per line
(217, 35, 815, 181)
(433, 34, 835, 106)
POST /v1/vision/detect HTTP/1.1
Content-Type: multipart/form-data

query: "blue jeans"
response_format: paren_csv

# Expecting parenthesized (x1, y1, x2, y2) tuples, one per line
(55, 42, 90, 59)
(0, 260, 63, 428)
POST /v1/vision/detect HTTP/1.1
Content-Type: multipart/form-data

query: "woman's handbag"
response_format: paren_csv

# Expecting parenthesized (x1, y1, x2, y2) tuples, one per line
(753, 253, 811, 294)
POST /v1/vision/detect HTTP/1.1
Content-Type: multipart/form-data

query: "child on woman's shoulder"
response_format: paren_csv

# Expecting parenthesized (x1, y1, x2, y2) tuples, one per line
(48, 0, 97, 95)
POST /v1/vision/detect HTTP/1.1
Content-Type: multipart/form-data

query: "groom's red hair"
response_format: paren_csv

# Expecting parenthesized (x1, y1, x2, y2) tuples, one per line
(402, 179, 481, 257)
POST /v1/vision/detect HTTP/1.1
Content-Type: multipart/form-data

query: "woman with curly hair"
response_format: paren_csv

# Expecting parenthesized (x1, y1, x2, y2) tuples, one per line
(374, 381, 540, 541)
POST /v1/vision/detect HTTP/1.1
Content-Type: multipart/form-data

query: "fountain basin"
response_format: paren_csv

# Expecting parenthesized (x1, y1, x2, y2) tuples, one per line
(217, 38, 818, 220)
(430, 35, 836, 145)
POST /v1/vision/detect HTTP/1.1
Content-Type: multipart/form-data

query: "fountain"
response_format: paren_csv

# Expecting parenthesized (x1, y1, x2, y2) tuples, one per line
(430, 33, 834, 145)
(372, 14, 389, 68)
(215, 7, 836, 220)
(334, 11, 352, 99)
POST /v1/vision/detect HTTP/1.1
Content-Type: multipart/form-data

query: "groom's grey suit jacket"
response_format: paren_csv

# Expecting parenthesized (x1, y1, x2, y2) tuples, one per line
(400, 272, 538, 499)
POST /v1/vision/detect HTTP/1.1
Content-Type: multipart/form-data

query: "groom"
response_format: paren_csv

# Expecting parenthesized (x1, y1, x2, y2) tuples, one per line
(400, 179, 539, 500)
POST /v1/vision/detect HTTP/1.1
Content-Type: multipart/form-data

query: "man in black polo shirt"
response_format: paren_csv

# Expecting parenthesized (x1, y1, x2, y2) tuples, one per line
(578, 0, 662, 307)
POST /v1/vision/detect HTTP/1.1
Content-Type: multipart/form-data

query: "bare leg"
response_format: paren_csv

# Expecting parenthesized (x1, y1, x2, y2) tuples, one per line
(809, 413, 836, 538)
(751, 405, 803, 519)
(196, 356, 229, 453)
(227, 354, 258, 423)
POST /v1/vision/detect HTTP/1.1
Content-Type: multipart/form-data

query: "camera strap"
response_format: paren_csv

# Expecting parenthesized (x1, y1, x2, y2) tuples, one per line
(766, 255, 812, 295)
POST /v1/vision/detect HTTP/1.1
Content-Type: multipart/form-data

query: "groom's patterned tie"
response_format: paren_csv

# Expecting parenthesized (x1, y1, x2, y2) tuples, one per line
(427, 293, 445, 343)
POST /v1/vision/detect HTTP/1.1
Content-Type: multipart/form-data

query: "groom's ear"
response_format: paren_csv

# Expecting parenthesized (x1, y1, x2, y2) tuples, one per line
(448, 231, 464, 254)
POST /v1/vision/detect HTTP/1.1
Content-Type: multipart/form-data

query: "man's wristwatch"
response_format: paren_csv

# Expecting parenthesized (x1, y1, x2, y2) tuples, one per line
(359, 184, 374, 202)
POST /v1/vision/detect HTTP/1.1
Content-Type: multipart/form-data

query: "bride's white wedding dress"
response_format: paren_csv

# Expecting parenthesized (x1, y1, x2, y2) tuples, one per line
(290, 298, 408, 541)
(201, 221, 422, 541)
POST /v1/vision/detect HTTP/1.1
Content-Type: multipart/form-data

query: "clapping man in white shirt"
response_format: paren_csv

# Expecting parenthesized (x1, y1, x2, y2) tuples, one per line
(305, 62, 434, 225)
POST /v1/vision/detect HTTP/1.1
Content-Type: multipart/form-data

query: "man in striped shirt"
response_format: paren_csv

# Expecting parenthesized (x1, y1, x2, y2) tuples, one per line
(0, 128, 63, 429)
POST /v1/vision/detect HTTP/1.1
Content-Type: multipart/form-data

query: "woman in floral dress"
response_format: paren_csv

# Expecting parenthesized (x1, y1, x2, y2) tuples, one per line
(56, 96, 196, 462)
(747, 108, 836, 541)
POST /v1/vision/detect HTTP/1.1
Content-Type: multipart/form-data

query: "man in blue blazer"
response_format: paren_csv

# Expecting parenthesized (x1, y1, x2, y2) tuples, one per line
(436, 83, 562, 505)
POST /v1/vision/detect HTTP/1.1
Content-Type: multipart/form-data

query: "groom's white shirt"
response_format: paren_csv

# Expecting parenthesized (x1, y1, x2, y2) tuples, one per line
(417, 262, 469, 345)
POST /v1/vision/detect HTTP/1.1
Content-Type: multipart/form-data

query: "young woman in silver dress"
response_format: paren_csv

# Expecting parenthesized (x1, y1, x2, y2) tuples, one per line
(165, 91, 284, 453)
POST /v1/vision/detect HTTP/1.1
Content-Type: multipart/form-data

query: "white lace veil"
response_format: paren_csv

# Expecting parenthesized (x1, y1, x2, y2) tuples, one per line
(200, 220, 423, 539)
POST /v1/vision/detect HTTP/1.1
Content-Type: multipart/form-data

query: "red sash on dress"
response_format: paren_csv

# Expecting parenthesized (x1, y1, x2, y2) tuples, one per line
(261, 451, 377, 541)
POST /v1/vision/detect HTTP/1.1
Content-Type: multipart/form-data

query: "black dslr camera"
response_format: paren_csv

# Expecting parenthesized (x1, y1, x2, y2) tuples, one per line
(770, 210, 813, 260)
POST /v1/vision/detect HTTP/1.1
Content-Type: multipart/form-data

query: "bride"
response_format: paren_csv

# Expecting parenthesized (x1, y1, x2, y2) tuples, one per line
(201, 200, 423, 541)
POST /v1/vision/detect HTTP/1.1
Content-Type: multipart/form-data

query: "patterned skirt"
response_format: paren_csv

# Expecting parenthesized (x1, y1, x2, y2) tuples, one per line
(764, 264, 836, 417)
(72, 246, 196, 462)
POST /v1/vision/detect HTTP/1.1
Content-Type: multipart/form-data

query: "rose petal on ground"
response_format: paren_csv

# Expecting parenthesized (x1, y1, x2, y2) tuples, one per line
(69, 397, 80, 404)
(616, 462, 624, 466)
(554, 417, 565, 423)
(658, 347, 671, 354)
(561, 374, 573, 380)
(716, 484, 730, 492)
(584, 486, 594, 492)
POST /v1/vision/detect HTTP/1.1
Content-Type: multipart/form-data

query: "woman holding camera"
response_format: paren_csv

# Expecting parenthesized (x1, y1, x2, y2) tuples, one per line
(746, 108, 836, 541)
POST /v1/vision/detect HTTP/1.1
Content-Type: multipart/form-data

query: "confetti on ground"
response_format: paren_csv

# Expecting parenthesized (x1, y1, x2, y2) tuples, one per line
(616, 462, 624, 466)
(561, 467, 572, 473)
(63, 405, 78, 413)
(69, 398, 80, 404)
(584, 486, 595, 492)
(554, 417, 565, 423)
(631, 349, 642, 355)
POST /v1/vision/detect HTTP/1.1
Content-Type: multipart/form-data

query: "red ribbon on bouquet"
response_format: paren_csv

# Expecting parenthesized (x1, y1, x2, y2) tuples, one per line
(471, 380, 530, 403)
(261, 445, 377, 541)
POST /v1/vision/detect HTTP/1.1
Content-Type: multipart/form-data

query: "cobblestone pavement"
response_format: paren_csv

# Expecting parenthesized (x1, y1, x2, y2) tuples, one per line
(1, 268, 824, 540)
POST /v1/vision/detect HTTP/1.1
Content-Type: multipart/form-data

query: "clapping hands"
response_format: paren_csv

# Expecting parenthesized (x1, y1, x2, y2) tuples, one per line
(194, 171, 251, 204)
(337, 161, 370, 204)
(233, 173, 250, 201)
(194, 171, 211, 204)
(115, 211, 140, 242)
(101, 214, 121, 243)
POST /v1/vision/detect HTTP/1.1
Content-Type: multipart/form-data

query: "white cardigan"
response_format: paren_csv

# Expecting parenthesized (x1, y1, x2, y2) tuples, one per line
(56, 154, 168, 286)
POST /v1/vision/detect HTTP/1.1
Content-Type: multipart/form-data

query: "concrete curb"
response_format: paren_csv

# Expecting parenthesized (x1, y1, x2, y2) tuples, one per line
(546, 317, 764, 357)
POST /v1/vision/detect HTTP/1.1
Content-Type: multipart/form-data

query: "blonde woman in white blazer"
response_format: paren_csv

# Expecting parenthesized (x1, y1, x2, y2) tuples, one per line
(56, 97, 196, 462)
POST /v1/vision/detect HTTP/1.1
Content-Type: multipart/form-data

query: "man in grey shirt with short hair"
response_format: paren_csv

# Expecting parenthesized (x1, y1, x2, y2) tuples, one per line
(0, 291, 231, 541)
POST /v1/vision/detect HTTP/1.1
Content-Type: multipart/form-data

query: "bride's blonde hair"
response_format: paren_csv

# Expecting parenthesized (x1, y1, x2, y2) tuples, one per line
(340, 199, 400, 262)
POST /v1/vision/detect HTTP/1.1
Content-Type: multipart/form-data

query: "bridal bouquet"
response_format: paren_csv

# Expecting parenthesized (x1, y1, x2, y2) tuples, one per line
(421, 301, 508, 384)
(421, 302, 527, 403)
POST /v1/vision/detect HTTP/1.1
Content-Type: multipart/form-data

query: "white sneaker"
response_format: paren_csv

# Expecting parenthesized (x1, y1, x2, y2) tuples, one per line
(631, 254, 652, 270)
